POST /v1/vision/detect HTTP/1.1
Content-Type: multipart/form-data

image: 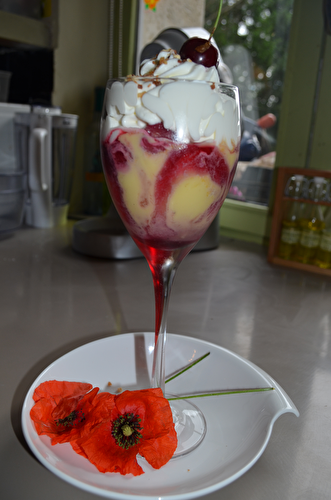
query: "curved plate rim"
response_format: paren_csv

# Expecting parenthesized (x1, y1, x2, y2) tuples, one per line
(21, 332, 299, 500)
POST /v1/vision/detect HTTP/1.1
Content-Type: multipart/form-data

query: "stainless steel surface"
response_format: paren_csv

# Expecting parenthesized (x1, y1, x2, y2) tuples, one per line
(72, 216, 143, 259)
(1, 223, 330, 499)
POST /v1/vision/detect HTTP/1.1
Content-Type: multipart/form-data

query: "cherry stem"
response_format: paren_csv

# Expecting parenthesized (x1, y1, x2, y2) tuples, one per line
(196, 0, 223, 53)
(209, 0, 223, 41)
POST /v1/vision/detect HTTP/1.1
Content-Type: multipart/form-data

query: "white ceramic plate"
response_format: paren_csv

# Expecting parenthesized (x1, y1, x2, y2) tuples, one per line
(22, 333, 299, 500)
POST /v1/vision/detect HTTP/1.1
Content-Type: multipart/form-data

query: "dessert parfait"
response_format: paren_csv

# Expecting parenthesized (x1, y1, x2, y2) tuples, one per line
(27, 37, 244, 483)
(100, 49, 241, 258)
(27, 15, 246, 481)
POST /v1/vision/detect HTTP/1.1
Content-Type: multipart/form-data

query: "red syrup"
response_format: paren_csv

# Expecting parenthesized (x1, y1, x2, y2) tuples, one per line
(101, 126, 237, 341)
(133, 239, 194, 341)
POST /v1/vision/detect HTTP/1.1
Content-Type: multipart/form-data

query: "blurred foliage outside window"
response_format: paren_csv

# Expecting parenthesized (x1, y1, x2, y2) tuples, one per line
(205, 0, 293, 133)
(205, 0, 294, 205)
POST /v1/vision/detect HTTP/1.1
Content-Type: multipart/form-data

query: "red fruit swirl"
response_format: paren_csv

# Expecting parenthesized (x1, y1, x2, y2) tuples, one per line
(101, 127, 236, 251)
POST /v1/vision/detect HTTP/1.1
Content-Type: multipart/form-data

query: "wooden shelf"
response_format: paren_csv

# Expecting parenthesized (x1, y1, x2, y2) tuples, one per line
(268, 167, 331, 276)
(270, 256, 331, 277)
(282, 197, 331, 207)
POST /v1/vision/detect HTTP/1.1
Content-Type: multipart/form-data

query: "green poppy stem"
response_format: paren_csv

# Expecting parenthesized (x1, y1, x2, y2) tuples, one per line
(167, 387, 274, 401)
(165, 352, 210, 384)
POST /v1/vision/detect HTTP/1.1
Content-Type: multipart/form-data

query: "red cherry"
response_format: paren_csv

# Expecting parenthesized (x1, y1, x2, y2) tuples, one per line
(179, 37, 219, 68)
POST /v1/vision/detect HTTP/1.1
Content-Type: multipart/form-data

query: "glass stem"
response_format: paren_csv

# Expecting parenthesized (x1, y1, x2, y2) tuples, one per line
(151, 255, 178, 395)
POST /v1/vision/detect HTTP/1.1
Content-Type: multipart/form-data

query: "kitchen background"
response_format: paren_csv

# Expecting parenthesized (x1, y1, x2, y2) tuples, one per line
(0, 0, 205, 220)
(0, 0, 330, 249)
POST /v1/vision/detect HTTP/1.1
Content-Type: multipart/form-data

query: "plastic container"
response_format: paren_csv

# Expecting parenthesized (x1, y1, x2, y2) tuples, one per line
(0, 71, 12, 102)
(0, 171, 27, 232)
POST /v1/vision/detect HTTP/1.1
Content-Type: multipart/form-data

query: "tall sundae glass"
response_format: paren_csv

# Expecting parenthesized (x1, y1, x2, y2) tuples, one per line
(100, 50, 241, 456)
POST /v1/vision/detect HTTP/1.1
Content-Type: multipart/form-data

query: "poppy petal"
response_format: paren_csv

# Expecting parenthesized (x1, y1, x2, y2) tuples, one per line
(78, 422, 144, 476)
(31, 383, 177, 475)
(30, 398, 57, 436)
(30, 382, 114, 445)
(139, 425, 178, 469)
(33, 380, 93, 404)
(71, 440, 88, 459)
(51, 387, 98, 445)
(51, 390, 115, 445)
(115, 388, 173, 439)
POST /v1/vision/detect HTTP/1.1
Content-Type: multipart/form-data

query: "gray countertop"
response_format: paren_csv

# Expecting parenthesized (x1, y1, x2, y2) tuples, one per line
(1, 223, 330, 499)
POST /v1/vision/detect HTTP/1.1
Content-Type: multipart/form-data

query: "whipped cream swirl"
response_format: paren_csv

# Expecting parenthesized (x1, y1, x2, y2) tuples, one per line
(139, 49, 219, 82)
(102, 49, 240, 147)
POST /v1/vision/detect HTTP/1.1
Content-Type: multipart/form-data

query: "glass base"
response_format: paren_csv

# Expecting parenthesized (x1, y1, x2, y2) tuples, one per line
(168, 394, 207, 458)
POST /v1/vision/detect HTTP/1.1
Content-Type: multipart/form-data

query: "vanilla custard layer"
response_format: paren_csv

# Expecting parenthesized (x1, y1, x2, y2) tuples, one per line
(117, 133, 169, 226)
(117, 131, 234, 239)
(166, 175, 224, 239)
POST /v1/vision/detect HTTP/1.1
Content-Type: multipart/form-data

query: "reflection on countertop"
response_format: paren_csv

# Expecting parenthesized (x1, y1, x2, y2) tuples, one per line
(1, 223, 330, 500)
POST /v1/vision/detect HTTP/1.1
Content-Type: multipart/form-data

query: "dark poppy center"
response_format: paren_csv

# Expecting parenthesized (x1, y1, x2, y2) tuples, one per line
(55, 409, 85, 428)
(112, 412, 143, 449)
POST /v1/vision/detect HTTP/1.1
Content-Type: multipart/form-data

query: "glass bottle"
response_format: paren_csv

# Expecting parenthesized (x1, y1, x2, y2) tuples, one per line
(314, 206, 331, 268)
(293, 177, 325, 264)
(278, 174, 306, 260)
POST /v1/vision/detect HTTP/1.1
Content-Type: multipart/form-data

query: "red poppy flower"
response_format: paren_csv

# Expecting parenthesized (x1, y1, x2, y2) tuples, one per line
(75, 388, 177, 476)
(30, 380, 115, 445)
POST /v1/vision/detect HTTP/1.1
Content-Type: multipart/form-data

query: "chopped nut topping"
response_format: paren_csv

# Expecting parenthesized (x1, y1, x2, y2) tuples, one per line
(144, 68, 156, 77)
(126, 74, 138, 82)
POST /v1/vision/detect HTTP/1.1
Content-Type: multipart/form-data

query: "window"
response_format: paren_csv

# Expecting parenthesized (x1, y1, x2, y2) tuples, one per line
(123, 0, 331, 246)
(205, 0, 294, 208)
